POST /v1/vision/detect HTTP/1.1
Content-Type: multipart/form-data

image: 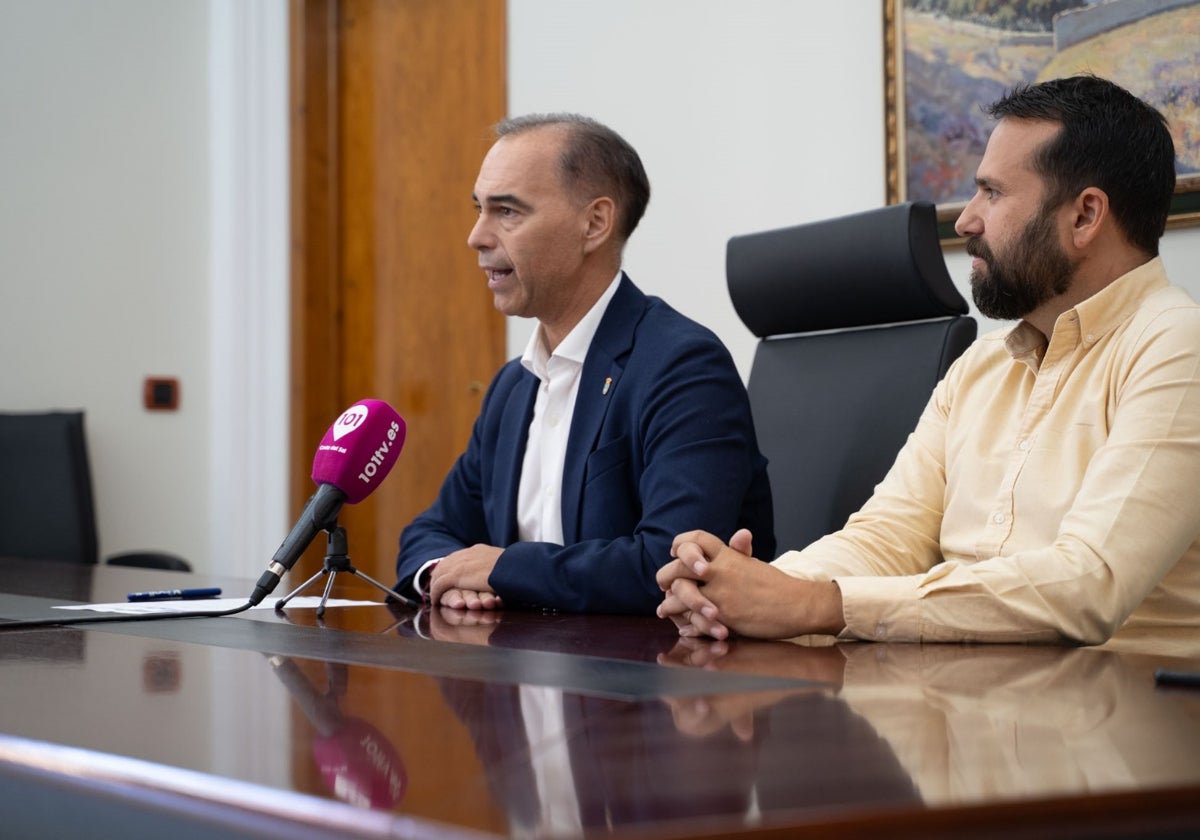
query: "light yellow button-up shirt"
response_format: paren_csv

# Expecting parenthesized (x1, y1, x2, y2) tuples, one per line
(774, 257, 1200, 644)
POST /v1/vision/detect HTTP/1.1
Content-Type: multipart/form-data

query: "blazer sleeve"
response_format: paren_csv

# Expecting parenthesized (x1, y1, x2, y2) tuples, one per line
(393, 367, 520, 596)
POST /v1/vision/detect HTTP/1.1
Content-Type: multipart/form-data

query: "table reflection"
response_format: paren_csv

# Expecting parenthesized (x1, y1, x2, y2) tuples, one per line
(657, 636, 1200, 807)
(394, 603, 683, 663)
(267, 656, 407, 810)
(404, 607, 920, 836)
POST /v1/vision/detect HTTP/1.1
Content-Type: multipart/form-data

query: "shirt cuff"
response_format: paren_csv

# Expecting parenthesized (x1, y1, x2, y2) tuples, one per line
(414, 557, 442, 600)
(833, 574, 924, 642)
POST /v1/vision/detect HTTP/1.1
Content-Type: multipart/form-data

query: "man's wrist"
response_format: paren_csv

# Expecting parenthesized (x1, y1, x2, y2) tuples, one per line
(820, 580, 846, 635)
(414, 557, 442, 601)
(802, 580, 846, 636)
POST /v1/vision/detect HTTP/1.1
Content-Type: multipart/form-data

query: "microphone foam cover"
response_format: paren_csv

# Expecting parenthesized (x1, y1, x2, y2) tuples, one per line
(311, 399, 406, 504)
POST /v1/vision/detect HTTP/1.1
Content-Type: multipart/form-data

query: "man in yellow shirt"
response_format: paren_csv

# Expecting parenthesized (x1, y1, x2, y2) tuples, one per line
(657, 75, 1200, 645)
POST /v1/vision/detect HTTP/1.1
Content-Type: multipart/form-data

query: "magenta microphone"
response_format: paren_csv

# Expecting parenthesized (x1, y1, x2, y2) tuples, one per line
(250, 400, 406, 606)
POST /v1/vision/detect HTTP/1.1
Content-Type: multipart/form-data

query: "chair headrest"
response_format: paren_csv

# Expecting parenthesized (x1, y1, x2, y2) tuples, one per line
(727, 201, 968, 338)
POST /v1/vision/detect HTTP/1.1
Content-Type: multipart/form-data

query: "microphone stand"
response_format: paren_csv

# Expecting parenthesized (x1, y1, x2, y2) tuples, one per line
(274, 523, 417, 616)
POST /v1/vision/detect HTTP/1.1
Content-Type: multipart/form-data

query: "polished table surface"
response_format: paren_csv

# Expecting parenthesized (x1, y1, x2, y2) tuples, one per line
(1, 557, 1199, 839)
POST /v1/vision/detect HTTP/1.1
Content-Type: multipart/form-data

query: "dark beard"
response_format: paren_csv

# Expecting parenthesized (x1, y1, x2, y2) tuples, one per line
(968, 209, 1077, 321)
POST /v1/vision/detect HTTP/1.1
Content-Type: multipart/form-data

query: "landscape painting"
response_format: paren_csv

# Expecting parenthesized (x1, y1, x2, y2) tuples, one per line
(885, 0, 1200, 234)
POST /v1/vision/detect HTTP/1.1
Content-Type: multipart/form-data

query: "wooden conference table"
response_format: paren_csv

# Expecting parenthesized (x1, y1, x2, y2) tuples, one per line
(0, 557, 1198, 839)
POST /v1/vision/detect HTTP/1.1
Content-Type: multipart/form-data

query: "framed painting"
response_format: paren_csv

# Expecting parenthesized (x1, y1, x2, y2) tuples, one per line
(884, 0, 1200, 241)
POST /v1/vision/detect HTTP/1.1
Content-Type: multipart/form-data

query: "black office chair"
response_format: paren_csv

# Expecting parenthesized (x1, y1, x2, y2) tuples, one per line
(727, 201, 976, 554)
(0, 411, 191, 571)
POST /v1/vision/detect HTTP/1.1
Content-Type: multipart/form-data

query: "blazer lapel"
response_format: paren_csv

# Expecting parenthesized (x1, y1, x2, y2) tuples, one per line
(559, 276, 647, 543)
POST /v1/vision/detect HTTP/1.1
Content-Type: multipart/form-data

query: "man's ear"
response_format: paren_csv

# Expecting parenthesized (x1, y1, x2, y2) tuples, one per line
(1069, 187, 1109, 249)
(581, 196, 617, 255)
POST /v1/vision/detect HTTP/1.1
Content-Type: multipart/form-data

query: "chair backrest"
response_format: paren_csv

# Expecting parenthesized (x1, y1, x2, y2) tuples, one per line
(0, 411, 100, 564)
(727, 201, 976, 553)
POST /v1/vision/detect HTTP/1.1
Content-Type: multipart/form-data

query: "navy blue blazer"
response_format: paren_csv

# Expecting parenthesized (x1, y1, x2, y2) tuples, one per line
(395, 275, 774, 614)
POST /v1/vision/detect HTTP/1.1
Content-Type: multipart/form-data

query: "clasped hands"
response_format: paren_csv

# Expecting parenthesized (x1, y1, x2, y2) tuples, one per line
(655, 529, 845, 640)
(426, 530, 845, 642)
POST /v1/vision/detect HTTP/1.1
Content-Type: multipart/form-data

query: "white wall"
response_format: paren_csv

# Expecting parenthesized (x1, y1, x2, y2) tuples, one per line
(0, 0, 213, 564)
(2, 1, 1199, 577)
(507, 0, 889, 375)
(0, 0, 287, 577)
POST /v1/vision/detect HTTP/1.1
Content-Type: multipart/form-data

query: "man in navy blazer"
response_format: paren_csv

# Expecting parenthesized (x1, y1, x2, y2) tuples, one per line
(395, 113, 773, 615)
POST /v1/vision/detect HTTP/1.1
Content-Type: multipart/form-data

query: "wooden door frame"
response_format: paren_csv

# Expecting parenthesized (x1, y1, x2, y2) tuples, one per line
(288, 0, 507, 582)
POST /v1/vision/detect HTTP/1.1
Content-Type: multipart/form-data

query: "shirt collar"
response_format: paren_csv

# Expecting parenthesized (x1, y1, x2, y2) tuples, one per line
(521, 271, 624, 380)
(1072, 256, 1169, 341)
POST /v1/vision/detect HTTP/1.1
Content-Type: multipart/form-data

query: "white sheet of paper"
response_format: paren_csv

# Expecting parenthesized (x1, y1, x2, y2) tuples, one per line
(53, 597, 382, 615)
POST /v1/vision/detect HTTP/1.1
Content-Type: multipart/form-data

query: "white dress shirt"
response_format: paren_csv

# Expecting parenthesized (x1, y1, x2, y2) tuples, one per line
(516, 273, 623, 544)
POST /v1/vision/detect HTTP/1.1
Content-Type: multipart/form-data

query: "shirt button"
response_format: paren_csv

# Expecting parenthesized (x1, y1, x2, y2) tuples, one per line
(1018, 438, 1030, 451)
(993, 513, 1005, 524)
(1085, 333, 1096, 344)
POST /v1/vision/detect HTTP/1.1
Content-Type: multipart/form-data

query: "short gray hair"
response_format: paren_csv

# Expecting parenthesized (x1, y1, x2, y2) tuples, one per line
(495, 113, 650, 241)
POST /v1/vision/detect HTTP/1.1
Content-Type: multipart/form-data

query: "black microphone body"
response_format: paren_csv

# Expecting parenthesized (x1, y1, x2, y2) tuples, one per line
(249, 483, 345, 606)
(269, 655, 342, 736)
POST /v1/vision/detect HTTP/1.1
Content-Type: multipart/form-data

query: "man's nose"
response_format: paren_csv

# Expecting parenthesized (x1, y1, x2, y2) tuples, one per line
(467, 214, 492, 251)
(955, 195, 982, 239)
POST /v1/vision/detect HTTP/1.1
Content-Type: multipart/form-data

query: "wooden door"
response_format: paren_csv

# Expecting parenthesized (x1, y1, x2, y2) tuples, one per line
(289, 0, 507, 584)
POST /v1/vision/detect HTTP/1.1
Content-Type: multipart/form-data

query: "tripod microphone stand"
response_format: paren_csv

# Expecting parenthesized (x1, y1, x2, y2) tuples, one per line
(275, 523, 417, 616)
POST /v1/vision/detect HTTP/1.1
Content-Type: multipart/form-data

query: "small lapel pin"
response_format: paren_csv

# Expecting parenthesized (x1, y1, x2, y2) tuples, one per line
(602, 376, 612, 395)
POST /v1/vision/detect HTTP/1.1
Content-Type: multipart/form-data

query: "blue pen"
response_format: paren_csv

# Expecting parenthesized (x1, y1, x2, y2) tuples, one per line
(127, 587, 222, 602)
(1155, 668, 1200, 689)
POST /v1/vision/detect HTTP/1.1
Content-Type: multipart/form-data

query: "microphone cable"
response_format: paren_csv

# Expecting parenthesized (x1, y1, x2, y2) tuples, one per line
(0, 599, 255, 631)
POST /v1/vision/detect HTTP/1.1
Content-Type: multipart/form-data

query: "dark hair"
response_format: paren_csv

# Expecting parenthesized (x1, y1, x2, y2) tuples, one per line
(986, 75, 1176, 255)
(494, 113, 651, 242)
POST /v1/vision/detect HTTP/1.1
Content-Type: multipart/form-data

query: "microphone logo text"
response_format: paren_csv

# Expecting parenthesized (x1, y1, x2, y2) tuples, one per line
(358, 420, 402, 484)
